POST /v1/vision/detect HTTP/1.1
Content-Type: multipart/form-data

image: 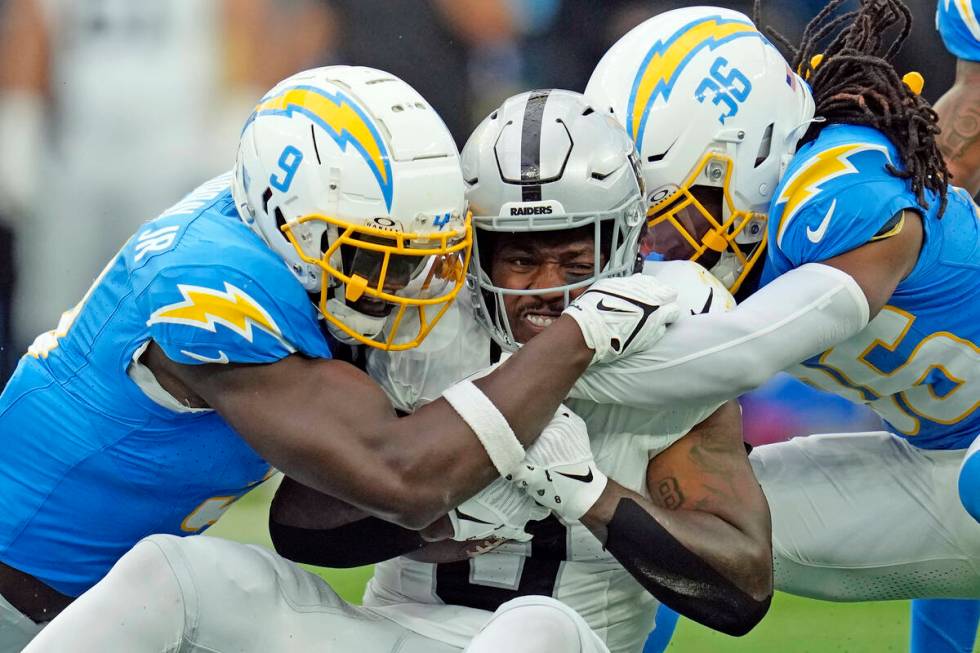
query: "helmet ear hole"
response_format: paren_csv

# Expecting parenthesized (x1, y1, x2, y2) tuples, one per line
(273, 206, 287, 236)
(754, 123, 775, 168)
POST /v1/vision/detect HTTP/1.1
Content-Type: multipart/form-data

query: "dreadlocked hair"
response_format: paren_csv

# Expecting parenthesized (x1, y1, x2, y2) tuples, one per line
(754, 0, 949, 215)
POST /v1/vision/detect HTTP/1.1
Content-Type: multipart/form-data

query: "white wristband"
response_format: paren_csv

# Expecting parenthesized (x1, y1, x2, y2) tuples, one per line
(442, 380, 525, 477)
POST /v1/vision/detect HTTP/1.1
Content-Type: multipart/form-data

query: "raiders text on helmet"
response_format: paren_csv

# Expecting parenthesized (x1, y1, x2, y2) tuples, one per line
(461, 89, 646, 351)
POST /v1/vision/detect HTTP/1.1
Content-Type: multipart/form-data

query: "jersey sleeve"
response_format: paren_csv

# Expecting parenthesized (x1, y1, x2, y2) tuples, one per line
(570, 260, 735, 408)
(937, 0, 980, 61)
(765, 143, 920, 280)
(570, 263, 869, 411)
(135, 248, 331, 366)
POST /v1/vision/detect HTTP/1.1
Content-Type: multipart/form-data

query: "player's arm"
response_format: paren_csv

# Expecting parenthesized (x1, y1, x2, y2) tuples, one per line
(268, 475, 495, 566)
(148, 315, 589, 530)
(572, 211, 922, 410)
(579, 401, 772, 636)
(268, 476, 429, 567)
(935, 59, 980, 196)
(818, 208, 922, 316)
(147, 272, 674, 530)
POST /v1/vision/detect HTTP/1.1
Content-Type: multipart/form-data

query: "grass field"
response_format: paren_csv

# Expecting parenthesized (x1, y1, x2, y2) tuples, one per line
(207, 478, 972, 653)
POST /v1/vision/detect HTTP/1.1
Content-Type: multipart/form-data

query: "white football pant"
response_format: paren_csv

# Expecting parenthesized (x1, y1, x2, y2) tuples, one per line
(752, 431, 980, 600)
(0, 592, 43, 653)
(21, 534, 608, 653)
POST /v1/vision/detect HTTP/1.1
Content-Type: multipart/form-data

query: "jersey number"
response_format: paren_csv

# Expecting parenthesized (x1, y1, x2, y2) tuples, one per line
(794, 306, 980, 435)
(27, 225, 180, 358)
(695, 57, 753, 125)
(270, 145, 304, 193)
(434, 516, 567, 611)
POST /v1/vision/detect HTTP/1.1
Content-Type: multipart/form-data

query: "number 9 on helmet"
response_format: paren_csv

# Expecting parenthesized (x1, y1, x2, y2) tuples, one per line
(232, 65, 472, 350)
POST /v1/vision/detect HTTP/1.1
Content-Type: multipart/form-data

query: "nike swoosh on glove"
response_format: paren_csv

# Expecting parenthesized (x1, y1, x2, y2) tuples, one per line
(562, 273, 680, 364)
(449, 477, 551, 542)
(510, 406, 608, 521)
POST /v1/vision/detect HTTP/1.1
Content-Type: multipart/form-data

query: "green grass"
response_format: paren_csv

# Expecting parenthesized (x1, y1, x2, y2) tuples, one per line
(207, 479, 973, 652)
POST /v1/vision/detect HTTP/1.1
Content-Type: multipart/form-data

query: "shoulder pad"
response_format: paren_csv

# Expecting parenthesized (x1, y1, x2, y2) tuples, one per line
(135, 223, 330, 365)
(642, 260, 735, 316)
(769, 129, 919, 268)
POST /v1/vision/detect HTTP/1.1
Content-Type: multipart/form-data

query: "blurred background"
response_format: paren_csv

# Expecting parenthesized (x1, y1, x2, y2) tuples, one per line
(0, 0, 948, 441)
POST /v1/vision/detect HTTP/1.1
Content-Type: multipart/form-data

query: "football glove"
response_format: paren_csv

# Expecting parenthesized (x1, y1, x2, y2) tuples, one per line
(449, 477, 551, 542)
(563, 274, 679, 364)
(510, 406, 608, 521)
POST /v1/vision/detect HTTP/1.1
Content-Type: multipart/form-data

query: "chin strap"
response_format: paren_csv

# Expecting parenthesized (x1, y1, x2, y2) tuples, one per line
(324, 297, 388, 345)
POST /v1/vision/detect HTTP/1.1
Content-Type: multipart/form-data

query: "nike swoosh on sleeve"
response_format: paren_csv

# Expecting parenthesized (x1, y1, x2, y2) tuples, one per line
(806, 199, 837, 243)
(180, 349, 230, 364)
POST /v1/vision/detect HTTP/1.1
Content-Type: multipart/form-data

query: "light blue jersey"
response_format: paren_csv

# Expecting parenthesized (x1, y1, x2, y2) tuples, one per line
(0, 174, 331, 596)
(761, 124, 980, 451)
(937, 0, 980, 61)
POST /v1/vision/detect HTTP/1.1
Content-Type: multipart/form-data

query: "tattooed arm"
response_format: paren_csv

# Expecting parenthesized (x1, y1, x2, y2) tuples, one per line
(580, 401, 772, 635)
(935, 59, 980, 196)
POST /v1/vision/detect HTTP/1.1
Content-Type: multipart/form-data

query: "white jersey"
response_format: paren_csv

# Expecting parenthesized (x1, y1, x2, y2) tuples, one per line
(365, 261, 735, 653)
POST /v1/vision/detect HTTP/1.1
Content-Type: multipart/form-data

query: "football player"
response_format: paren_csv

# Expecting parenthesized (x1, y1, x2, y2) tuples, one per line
(935, 0, 980, 195)
(908, 2, 980, 651)
(0, 66, 679, 651)
(287, 89, 774, 651)
(583, 1, 980, 651)
(20, 90, 771, 653)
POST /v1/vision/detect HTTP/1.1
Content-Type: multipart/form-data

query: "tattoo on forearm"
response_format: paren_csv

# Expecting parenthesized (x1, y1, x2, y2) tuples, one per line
(939, 101, 980, 161)
(655, 476, 684, 510)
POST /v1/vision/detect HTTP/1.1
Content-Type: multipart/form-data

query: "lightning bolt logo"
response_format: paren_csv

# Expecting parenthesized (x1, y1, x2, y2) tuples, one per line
(775, 143, 892, 247)
(944, 0, 980, 40)
(246, 86, 394, 211)
(148, 282, 285, 344)
(627, 16, 762, 150)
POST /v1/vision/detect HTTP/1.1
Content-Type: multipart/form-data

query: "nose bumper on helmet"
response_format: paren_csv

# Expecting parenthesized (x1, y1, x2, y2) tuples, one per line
(644, 152, 768, 294)
(281, 211, 473, 350)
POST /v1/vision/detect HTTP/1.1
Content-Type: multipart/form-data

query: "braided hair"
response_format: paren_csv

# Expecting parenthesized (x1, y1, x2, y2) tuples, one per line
(755, 0, 949, 214)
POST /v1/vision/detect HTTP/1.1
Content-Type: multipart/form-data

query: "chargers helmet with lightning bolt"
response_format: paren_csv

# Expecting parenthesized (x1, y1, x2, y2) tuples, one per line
(585, 7, 814, 293)
(233, 66, 471, 350)
(461, 89, 647, 351)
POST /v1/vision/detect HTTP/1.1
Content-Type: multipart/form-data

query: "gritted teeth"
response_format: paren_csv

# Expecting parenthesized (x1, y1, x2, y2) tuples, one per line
(525, 314, 557, 328)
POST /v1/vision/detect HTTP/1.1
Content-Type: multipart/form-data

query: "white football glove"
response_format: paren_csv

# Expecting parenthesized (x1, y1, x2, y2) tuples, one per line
(563, 274, 680, 364)
(449, 477, 551, 542)
(509, 406, 608, 521)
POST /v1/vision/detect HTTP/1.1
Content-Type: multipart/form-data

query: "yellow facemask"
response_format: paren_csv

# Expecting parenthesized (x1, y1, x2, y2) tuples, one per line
(645, 152, 767, 294)
(282, 213, 472, 350)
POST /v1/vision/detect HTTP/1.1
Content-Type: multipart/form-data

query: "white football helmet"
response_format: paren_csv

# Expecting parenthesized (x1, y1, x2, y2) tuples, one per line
(233, 66, 471, 350)
(585, 7, 815, 293)
(462, 89, 646, 351)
